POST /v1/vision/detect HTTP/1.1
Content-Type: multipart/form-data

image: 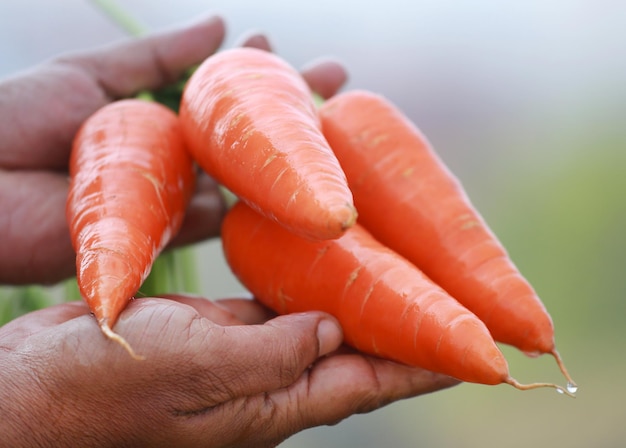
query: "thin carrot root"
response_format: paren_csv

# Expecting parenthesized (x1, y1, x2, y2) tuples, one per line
(505, 377, 576, 398)
(100, 322, 145, 361)
(551, 348, 578, 392)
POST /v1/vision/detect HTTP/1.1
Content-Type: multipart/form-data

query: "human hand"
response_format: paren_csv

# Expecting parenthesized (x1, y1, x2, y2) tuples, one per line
(0, 15, 348, 285)
(0, 294, 457, 447)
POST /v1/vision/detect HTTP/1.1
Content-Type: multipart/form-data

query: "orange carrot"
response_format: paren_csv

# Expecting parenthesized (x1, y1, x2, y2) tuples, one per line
(221, 201, 571, 394)
(179, 47, 356, 241)
(66, 99, 195, 357)
(318, 89, 575, 388)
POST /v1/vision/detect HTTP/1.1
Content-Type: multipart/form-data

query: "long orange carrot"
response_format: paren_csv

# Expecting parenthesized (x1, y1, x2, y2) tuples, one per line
(221, 201, 571, 394)
(66, 99, 195, 357)
(318, 89, 575, 389)
(179, 47, 356, 241)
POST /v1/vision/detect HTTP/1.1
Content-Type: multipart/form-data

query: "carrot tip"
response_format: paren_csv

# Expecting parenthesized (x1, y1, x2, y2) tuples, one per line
(341, 203, 359, 230)
(505, 376, 576, 398)
(100, 323, 145, 361)
(551, 348, 578, 391)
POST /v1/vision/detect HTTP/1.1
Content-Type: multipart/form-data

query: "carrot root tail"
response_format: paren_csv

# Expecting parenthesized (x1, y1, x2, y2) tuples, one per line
(100, 322, 145, 361)
(551, 348, 578, 392)
(505, 376, 576, 398)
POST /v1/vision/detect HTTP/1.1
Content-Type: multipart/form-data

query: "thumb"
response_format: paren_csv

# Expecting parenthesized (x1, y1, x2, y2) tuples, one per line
(129, 305, 344, 413)
(165, 312, 343, 413)
(67, 14, 226, 99)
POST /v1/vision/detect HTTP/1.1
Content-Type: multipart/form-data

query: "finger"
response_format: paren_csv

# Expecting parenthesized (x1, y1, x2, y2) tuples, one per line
(236, 31, 273, 52)
(168, 171, 226, 247)
(156, 293, 246, 326)
(300, 58, 348, 99)
(214, 354, 459, 446)
(116, 301, 343, 410)
(68, 15, 226, 99)
(214, 296, 277, 325)
(0, 170, 75, 284)
(1, 15, 226, 171)
(232, 34, 347, 99)
(159, 294, 276, 326)
(0, 301, 88, 349)
(177, 352, 459, 447)
(185, 312, 342, 406)
(295, 354, 460, 422)
(0, 62, 106, 170)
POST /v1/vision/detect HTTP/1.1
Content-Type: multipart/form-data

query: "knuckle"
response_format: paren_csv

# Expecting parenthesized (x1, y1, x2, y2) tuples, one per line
(275, 339, 309, 387)
(343, 358, 387, 415)
(236, 392, 290, 447)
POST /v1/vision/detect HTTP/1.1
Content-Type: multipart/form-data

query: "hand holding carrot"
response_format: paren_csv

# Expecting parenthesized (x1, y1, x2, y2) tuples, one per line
(0, 294, 457, 447)
(0, 15, 348, 285)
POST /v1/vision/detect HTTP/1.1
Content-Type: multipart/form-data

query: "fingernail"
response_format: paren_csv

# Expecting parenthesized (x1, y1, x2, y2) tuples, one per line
(317, 318, 343, 356)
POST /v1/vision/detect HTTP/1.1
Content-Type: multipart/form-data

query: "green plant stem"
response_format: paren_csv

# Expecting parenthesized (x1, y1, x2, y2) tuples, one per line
(174, 247, 199, 293)
(88, 0, 147, 37)
(141, 253, 171, 296)
(312, 92, 325, 108)
(0, 291, 15, 325)
(135, 90, 156, 102)
(64, 278, 82, 302)
(18, 286, 53, 313)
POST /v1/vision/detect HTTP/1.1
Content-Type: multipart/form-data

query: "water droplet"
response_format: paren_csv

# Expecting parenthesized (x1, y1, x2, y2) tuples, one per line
(556, 388, 564, 394)
(567, 382, 578, 394)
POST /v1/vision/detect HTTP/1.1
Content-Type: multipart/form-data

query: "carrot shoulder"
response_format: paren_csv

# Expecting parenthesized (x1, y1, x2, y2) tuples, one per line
(222, 201, 571, 396)
(66, 99, 195, 356)
(318, 90, 575, 387)
(179, 47, 356, 241)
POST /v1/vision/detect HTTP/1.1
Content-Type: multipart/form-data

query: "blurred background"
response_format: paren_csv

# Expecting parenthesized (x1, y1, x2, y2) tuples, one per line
(1, 0, 624, 446)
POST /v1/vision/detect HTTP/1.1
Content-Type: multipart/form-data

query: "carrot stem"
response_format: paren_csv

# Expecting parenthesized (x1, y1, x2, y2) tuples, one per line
(312, 92, 325, 108)
(19, 286, 53, 313)
(174, 246, 199, 293)
(218, 185, 239, 210)
(136, 90, 156, 102)
(64, 278, 82, 302)
(88, 0, 147, 37)
(0, 291, 14, 325)
(165, 250, 181, 292)
(141, 253, 171, 297)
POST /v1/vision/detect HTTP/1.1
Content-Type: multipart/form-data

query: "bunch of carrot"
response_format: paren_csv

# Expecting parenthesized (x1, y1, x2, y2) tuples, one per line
(66, 46, 576, 395)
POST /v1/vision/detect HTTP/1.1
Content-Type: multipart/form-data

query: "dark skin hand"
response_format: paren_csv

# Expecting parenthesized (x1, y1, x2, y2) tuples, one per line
(0, 295, 458, 447)
(0, 14, 347, 285)
(0, 15, 459, 447)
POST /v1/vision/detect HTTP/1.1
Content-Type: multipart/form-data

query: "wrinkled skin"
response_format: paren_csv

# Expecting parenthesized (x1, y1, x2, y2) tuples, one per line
(0, 295, 457, 447)
(0, 15, 458, 447)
